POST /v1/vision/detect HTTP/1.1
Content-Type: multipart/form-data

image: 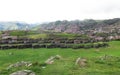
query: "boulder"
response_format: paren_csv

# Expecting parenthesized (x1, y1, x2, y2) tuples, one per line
(75, 57, 87, 67)
(10, 70, 35, 75)
(45, 56, 55, 64)
(7, 61, 32, 69)
(45, 55, 62, 64)
(55, 55, 62, 59)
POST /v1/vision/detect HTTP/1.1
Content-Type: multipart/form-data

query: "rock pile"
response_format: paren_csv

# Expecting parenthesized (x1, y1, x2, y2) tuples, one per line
(10, 70, 35, 75)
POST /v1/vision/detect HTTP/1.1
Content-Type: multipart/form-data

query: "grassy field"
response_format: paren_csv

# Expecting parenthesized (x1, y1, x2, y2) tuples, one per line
(27, 34, 47, 39)
(6, 30, 88, 39)
(27, 33, 78, 39)
(0, 41, 120, 75)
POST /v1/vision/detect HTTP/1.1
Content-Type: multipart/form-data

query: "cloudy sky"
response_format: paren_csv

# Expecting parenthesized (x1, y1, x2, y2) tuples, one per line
(0, 0, 120, 23)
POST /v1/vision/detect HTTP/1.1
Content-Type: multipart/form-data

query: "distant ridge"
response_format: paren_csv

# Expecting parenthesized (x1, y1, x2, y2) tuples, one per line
(0, 22, 38, 31)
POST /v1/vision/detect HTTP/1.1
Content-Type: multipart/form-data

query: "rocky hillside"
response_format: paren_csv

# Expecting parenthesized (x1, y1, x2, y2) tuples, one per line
(37, 18, 120, 34)
(0, 22, 37, 31)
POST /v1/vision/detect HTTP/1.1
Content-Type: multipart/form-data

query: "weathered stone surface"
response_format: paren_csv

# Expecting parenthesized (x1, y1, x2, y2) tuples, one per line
(99, 54, 113, 60)
(55, 55, 62, 59)
(7, 61, 32, 69)
(45, 56, 55, 64)
(75, 57, 87, 67)
(10, 70, 35, 75)
(45, 55, 62, 64)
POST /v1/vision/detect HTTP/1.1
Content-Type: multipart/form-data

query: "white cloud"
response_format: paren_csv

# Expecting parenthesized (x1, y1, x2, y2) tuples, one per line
(0, 0, 120, 23)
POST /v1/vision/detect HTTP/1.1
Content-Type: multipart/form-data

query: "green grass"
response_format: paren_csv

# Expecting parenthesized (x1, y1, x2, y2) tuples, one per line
(27, 33, 76, 39)
(27, 33, 89, 39)
(49, 33, 89, 39)
(0, 41, 120, 75)
(55, 33, 78, 38)
(27, 34, 47, 39)
(8, 30, 89, 39)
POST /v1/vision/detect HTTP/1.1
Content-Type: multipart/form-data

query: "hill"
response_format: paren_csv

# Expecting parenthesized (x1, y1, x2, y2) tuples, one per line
(36, 18, 120, 34)
(0, 22, 37, 31)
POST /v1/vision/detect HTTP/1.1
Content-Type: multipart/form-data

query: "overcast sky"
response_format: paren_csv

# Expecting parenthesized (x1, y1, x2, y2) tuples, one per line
(0, 0, 120, 23)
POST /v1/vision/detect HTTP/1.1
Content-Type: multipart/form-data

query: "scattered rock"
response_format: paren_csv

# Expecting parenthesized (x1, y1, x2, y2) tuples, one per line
(45, 55, 62, 64)
(75, 57, 80, 65)
(45, 56, 55, 64)
(75, 57, 87, 67)
(10, 70, 35, 75)
(99, 54, 113, 60)
(55, 55, 62, 59)
(7, 61, 32, 69)
(42, 66, 46, 69)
